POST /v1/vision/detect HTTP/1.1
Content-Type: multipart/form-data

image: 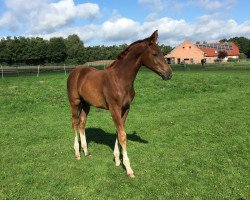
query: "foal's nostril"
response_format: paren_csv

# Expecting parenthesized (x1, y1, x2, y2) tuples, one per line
(168, 74, 172, 80)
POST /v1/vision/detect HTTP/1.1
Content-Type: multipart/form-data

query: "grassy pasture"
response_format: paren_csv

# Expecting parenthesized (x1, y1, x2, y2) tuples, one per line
(0, 67, 249, 199)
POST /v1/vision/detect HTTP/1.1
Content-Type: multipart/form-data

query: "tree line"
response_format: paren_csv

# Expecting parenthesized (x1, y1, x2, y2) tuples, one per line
(1, 34, 248, 66)
(0, 34, 173, 66)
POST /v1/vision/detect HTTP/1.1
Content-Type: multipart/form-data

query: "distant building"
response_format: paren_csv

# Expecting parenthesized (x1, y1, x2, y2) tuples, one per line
(165, 40, 204, 64)
(196, 42, 240, 63)
(165, 40, 240, 64)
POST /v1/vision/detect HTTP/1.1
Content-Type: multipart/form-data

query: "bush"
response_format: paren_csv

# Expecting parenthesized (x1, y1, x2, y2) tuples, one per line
(227, 58, 239, 62)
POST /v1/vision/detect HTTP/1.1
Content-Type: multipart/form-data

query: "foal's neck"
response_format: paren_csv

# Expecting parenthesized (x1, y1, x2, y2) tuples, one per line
(113, 56, 141, 85)
(112, 44, 146, 85)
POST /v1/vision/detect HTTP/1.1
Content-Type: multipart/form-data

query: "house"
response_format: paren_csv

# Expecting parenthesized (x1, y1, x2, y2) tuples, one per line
(165, 40, 204, 64)
(165, 40, 240, 64)
(196, 42, 240, 63)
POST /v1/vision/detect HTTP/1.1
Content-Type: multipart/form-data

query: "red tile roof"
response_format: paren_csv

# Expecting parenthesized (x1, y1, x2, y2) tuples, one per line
(196, 42, 240, 57)
(202, 48, 217, 57)
(226, 42, 240, 56)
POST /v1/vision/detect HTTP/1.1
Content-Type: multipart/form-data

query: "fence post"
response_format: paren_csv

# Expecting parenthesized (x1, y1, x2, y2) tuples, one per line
(16, 66, 19, 76)
(1, 65, 3, 79)
(37, 65, 40, 77)
(64, 64, 66, 75)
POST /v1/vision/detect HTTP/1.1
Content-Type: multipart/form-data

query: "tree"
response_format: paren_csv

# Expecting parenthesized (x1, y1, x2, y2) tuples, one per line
(230, 37, 250, 56)
(26, 37, 48, 65)
(219, 38, 228, 42)
(247, 49, 250, 58)
(218, 50, 228, 60)
(159, 44, 173, 55)
(65, 34, 85, 64)
(0, 37, 11, 64)
(7, 36, 27, 64)
(239, 53, 247, 59)
(47, 37, 67, 63)
(0, 34, 178, 65)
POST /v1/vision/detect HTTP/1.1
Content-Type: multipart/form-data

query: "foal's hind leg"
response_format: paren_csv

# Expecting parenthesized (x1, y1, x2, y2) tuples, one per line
(70, 101, 81, 160)
(79, 103, 90, 156)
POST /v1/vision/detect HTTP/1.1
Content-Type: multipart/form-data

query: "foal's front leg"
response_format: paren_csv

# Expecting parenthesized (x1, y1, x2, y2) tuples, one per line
(110, 106, 134, 178)
(113, 138, 121, 166)
(113, 106, 130, 167)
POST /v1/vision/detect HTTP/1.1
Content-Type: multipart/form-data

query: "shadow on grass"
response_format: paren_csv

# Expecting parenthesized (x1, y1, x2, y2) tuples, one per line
(86, 128, 148, 150)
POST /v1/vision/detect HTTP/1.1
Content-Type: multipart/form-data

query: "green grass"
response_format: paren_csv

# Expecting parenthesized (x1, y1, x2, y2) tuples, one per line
(0, 68, 249, 199)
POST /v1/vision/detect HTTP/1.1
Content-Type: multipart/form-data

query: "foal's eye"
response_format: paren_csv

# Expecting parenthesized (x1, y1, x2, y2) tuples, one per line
(152, 53, 158, 57)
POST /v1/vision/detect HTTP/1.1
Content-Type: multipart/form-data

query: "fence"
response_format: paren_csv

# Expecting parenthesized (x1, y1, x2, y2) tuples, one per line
(1, 59, 250, 79)
(85, 60, 115, 69)
(1, 64, 76, 78)
(0, 60, 117, 79)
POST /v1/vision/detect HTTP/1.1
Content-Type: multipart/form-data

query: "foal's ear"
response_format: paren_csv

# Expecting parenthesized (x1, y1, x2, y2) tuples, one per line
(149, 30, 158, 44)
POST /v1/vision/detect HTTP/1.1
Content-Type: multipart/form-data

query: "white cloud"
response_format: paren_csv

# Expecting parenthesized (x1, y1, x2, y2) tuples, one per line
(1, 0, 249, 47)
(138, 0, 165, 12)
(0, 12, 19, 31)
(197, 0, 223, 10)
(109, 10, 122, 22)
(189, 0, 237, 11)
(138, 0, 184, 20)
(5, 0, 48, 12)
(28, 18, 140, 45)
(28, 15, 250, 47)
(0, 0, 100, 34)
(143, 18, 193, 37)
(32, 0, 100, 33)
(75, 3, 101, 19)
(101, 18, 140, 42)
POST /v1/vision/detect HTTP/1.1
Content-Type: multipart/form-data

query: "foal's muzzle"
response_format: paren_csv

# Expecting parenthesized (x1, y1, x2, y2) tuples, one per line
(160, 71, 172, 80)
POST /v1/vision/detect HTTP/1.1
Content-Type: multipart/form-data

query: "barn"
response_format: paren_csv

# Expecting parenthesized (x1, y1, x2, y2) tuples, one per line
(165, 40, 240, 64)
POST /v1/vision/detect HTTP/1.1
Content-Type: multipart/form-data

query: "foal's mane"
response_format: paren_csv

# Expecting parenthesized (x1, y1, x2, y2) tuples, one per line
(106, 37, 149, 69)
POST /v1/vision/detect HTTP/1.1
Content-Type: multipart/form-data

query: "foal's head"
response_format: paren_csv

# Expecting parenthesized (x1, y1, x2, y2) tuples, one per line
(141, 30, 173, 80)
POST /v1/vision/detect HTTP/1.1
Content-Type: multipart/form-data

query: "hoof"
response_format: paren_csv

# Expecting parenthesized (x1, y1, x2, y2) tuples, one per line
(85, 152, 91, 157)
(76, 156, 81, 160)
(127, 173, 135, 178)
(115, 161, 121, 167)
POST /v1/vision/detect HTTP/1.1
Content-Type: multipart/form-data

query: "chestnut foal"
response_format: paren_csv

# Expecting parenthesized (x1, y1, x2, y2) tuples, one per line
(67, 30, 173, 177)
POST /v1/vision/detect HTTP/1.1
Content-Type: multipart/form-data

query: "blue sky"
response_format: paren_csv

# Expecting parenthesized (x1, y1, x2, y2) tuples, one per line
(0, 0, 250, 46)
